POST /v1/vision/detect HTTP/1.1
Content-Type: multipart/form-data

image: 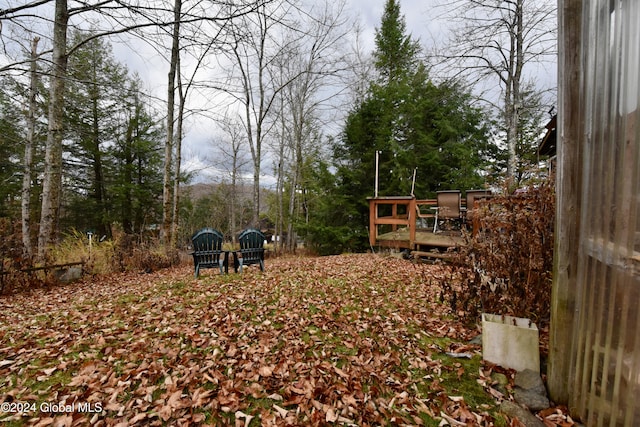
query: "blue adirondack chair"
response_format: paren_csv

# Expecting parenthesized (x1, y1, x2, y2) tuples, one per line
(191, 228, 227, 277)
(234, 228, 265, 273)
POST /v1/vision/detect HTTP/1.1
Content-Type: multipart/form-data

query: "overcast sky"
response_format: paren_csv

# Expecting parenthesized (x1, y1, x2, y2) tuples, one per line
(118, 0, 443, 112)
(109, 0, 556, 185)
(348, 0, 445, 52)
(164, 0, 445, 184)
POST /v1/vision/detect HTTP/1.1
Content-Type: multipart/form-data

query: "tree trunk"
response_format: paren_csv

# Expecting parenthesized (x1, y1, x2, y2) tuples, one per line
(505, 0, 524, 180)
(161, 0, 181, 248)
(90, 81, 108, 238)
(122, 118, 134, 234)
(440, 0, 554, 181)
(171, 57, 184, 249)
(22, 37, 39, 259)
(230, 140, 239, 243)
(275, 142, 285, 255)
(286, 166, 297, 252)
(37, 0, 68, 262)
(250, 109, 262, 227)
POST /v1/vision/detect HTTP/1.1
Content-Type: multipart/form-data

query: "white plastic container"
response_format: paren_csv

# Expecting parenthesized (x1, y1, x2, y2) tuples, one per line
(482, 313, 540, 372)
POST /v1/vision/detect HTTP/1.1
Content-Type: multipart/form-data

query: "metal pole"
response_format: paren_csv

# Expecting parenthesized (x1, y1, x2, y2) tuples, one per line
(411, 167, 417, 196)
(87, 232, 93, 258)
(375, 150, 380, 198)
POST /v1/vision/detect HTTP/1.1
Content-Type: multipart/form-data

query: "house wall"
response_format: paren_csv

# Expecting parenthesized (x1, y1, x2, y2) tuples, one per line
(552, 1, 640, 425)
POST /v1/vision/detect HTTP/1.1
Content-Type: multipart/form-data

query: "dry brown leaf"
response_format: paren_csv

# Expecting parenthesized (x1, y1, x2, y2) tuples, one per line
(259, 365, 274, 377)
(326, 407, 338, 423)
(0, 256, 527, 426)
(129, 412, 147, 423)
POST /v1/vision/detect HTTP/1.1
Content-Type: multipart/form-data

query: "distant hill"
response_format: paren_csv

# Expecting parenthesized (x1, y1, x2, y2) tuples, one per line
(181, 182, 272, 212)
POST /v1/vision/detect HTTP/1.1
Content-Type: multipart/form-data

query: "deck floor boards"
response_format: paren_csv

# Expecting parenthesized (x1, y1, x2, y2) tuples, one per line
(376, 228, 464, 249)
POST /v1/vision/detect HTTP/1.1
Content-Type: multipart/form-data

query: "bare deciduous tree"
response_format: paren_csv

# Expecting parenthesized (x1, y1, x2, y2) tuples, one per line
(37, 0, 68, 262)
(222, 0, 306, 226)
(217, 115, 251, 240)
(274, 0, 350, 251)
(21, 36, 39, 259)
(160, 0, 182, 248)
(159, 0, 262, 248)
(434, 0, 557, 179)
(223, 0, 351, 233)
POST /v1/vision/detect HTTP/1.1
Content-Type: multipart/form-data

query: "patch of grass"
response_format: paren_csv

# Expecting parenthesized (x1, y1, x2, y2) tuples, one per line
(28, 368, 73, 394)
(416, 412, 443, 427)
(333, 343, 358, 357)
(438, 355, 495, 408)
(116, 293, 146, 305)
(271, 321, 285, 330)
(408, 333, 498, 415)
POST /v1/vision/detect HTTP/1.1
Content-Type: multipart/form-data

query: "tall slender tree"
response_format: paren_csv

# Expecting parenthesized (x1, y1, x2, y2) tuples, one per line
(21, 37, 40, 258)
(0, 79, 24, 219)
(272, 0, 350, 252)
(216, 115, 251, 240)
(160, 0, 182, 248)
(110, 77, 164, 235)
(226, 1, 287, 226)
(37, 0, 69, 261)
(435, 0, 556, 181)
(373, 0, 420, 86)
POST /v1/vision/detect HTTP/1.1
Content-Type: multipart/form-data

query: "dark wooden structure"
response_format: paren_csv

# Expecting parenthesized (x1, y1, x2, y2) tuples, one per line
(538, 114, 557, 158)
(539, 114, 558, 174)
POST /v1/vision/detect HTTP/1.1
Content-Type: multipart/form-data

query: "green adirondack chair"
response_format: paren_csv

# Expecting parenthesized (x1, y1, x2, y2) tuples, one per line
(234, 228, 265, 273)
(191, 228, 226, 277)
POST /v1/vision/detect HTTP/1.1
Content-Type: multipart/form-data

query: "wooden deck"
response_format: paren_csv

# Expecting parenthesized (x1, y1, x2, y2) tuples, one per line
(376, 228, 464, 249)
(368, 196, 466, 258)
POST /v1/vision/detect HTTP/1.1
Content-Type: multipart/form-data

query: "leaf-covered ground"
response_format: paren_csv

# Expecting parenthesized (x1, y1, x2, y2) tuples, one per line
(0, 254, 561, 426)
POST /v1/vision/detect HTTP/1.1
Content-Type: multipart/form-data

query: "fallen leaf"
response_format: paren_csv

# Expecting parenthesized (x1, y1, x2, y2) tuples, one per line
(259, 365, 274, 377)
(326, 407, 338, 423)
(273, 404, 288, 418)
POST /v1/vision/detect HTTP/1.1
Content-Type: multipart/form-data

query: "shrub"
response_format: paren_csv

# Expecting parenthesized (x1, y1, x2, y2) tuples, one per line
(0, 219, 37, 294)
(0, 227, 183, 295)
(446, 180, 555, 324)
(108, 232, 180, 273)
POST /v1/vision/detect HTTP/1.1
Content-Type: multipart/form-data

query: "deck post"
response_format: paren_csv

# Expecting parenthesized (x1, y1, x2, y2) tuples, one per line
(369, 198, 377, 248)
(391, 203, 397, 231)
(409, 197, 416, 249)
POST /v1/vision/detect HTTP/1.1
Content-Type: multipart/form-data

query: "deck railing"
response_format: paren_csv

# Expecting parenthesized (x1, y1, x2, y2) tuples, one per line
(368, 196, 437, 249)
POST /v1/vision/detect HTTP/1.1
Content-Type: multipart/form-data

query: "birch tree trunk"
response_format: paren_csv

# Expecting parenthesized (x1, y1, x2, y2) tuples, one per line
(22, 37, 39, 259)
(171, 56, 184, 249)
(274, 132, 286, 255)
(37, 0, 68, 262)
(229, 134, 242, 243)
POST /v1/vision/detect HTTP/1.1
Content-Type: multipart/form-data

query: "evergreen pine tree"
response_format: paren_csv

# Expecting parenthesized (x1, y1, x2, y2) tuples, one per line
(311, 0, 493, 253)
